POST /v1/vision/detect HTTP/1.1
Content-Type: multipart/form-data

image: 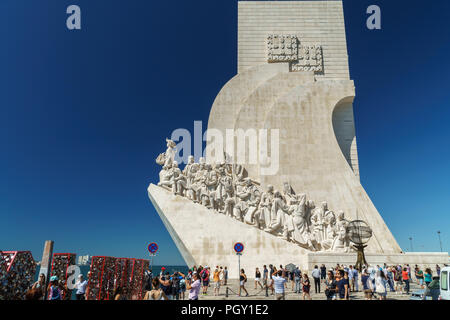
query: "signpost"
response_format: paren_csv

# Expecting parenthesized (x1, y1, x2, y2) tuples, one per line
(233, 242, 244, 296)
(147, 242, 158, 273)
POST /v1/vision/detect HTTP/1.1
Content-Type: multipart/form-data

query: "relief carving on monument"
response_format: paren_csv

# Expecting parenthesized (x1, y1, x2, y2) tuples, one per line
(155, 139, 352, 253)
(267, 34, 323, 73)
(267, 34, 298, 62)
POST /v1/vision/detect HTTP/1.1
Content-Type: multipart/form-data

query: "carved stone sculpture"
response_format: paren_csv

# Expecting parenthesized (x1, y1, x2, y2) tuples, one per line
(155, 144, 355, 253)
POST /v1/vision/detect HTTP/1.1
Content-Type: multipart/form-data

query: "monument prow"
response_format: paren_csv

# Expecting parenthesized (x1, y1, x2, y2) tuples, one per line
(148, 1, 448, 275)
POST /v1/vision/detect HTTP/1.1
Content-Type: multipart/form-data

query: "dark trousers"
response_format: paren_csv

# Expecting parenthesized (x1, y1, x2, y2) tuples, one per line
(314, 277, 320, 293)
(76, 294, 85, 300)
(404, 279, 410, 293)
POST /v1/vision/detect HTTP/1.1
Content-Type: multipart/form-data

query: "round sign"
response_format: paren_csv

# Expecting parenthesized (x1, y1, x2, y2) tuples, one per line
(234, 242, 244, 254)
(148, 242, 159, 254)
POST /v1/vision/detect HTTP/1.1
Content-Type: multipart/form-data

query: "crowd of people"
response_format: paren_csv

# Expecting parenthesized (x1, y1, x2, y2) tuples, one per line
(22, 263, 442, 300)
(138, 263, 443, 301)
(24, 274, 88, 300)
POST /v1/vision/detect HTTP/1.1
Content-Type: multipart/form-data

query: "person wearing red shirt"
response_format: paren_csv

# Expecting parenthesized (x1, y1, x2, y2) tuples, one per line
(402, 267, 410, 294)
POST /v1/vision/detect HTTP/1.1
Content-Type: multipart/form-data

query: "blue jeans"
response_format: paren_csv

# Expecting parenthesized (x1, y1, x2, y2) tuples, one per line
(294, 278, 301, 293)
(388, 279, 395, 292)
(404, 279, 410, 293)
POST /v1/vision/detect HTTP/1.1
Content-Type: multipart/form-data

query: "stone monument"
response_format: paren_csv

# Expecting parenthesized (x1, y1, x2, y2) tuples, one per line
(148, 1, 448, 278)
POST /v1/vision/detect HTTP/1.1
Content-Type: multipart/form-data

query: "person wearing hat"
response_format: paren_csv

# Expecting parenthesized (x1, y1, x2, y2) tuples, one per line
(160, 267, 166, 278)
(47, 276, 62, 300)
(75, 274, 88, 300)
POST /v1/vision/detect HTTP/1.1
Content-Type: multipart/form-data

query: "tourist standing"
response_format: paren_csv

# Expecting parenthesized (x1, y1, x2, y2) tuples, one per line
(75, 275, 88, 300)
(267, 266, 275, 295)
(263, 265, 268, 287)
(406, 264, 411, 280)
(375, 270, 387, 300)
(361, 269, 372, 300)
(386, 267, 395, 292)
(200, 267, 210, 295)
(213, 268, 222, 296)
(423, 276, 441, 300)
(368, 265, 377, 292)
(424, 268, 433, 287)
(239, 269, 249, 297)
(31, 273, 46, 300)
(47, 276, 62, 300)
(180, 274, 186, 300)
(159, 267, 166, 278)
(272, 270, 286, 300)
(394, 267, 403, 294)
(223, 267, 228, 285)
(186, 273, 201, 300)
(159, 272, 173, 300)
(349, 265, 358, 292)
(144, 278, 169, 300)
(336, 270, 349, 300)
(171, 272, 182, 300)
(302, 273, 312, 300)
(415, 267, 424, 288)
(311, 265, 321, 294)
(289, 270, 295, 291)
(113, 286, 127, 300)
(436, 265, 441, 276)
(324, 271, 337, 300)
(254, 267, 263, 290)
(402, 267, 410, 294)
(320, 264, 327, 283)
(294, 266, 302, 294)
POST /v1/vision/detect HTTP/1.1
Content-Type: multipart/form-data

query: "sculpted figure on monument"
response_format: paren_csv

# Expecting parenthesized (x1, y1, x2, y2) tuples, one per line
(243, 179, 262, 227)
(156, 138, 176, 166)
(331, 210, 351, 252)
(170, 161, 186, 195)
(220, 172, 235, 217)
(158, 163, 173, 189)
(180, 155, 195, 199)
(154, 140, 360, 253)
(234, 178, 252, 222)
(264, 191, 289, 236)
(259, 185, 274, 230)
(290, 194, 319, 251)
(205, 163, 219, 210)
(311, 201, 329, 244)
(283, 182, 298, 205)
(199, 180, 211, 208)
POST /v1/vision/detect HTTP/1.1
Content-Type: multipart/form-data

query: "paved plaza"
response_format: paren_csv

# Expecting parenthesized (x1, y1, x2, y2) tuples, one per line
(196, 279, 419, 301)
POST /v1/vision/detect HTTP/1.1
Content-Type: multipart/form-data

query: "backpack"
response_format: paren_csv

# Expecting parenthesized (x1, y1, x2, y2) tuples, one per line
(201, 270, 208, 280)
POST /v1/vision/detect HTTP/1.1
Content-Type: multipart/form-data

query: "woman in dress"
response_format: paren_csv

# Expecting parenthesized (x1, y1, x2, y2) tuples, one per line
(375, 270, 388, 300)
(302, 273, 312, 300)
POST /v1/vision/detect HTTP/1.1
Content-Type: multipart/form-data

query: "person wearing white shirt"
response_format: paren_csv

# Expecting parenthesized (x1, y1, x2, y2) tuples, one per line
(272, 270, 286, 300)
(75, 275, 88, 300)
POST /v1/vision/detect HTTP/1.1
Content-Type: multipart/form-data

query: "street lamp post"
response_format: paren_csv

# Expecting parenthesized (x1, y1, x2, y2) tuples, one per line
(437, 231, 443, 252)
(409, 237, 413, 252)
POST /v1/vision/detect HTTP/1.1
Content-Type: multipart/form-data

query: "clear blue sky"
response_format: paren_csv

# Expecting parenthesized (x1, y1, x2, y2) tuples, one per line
(1, 0, 449, 265)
